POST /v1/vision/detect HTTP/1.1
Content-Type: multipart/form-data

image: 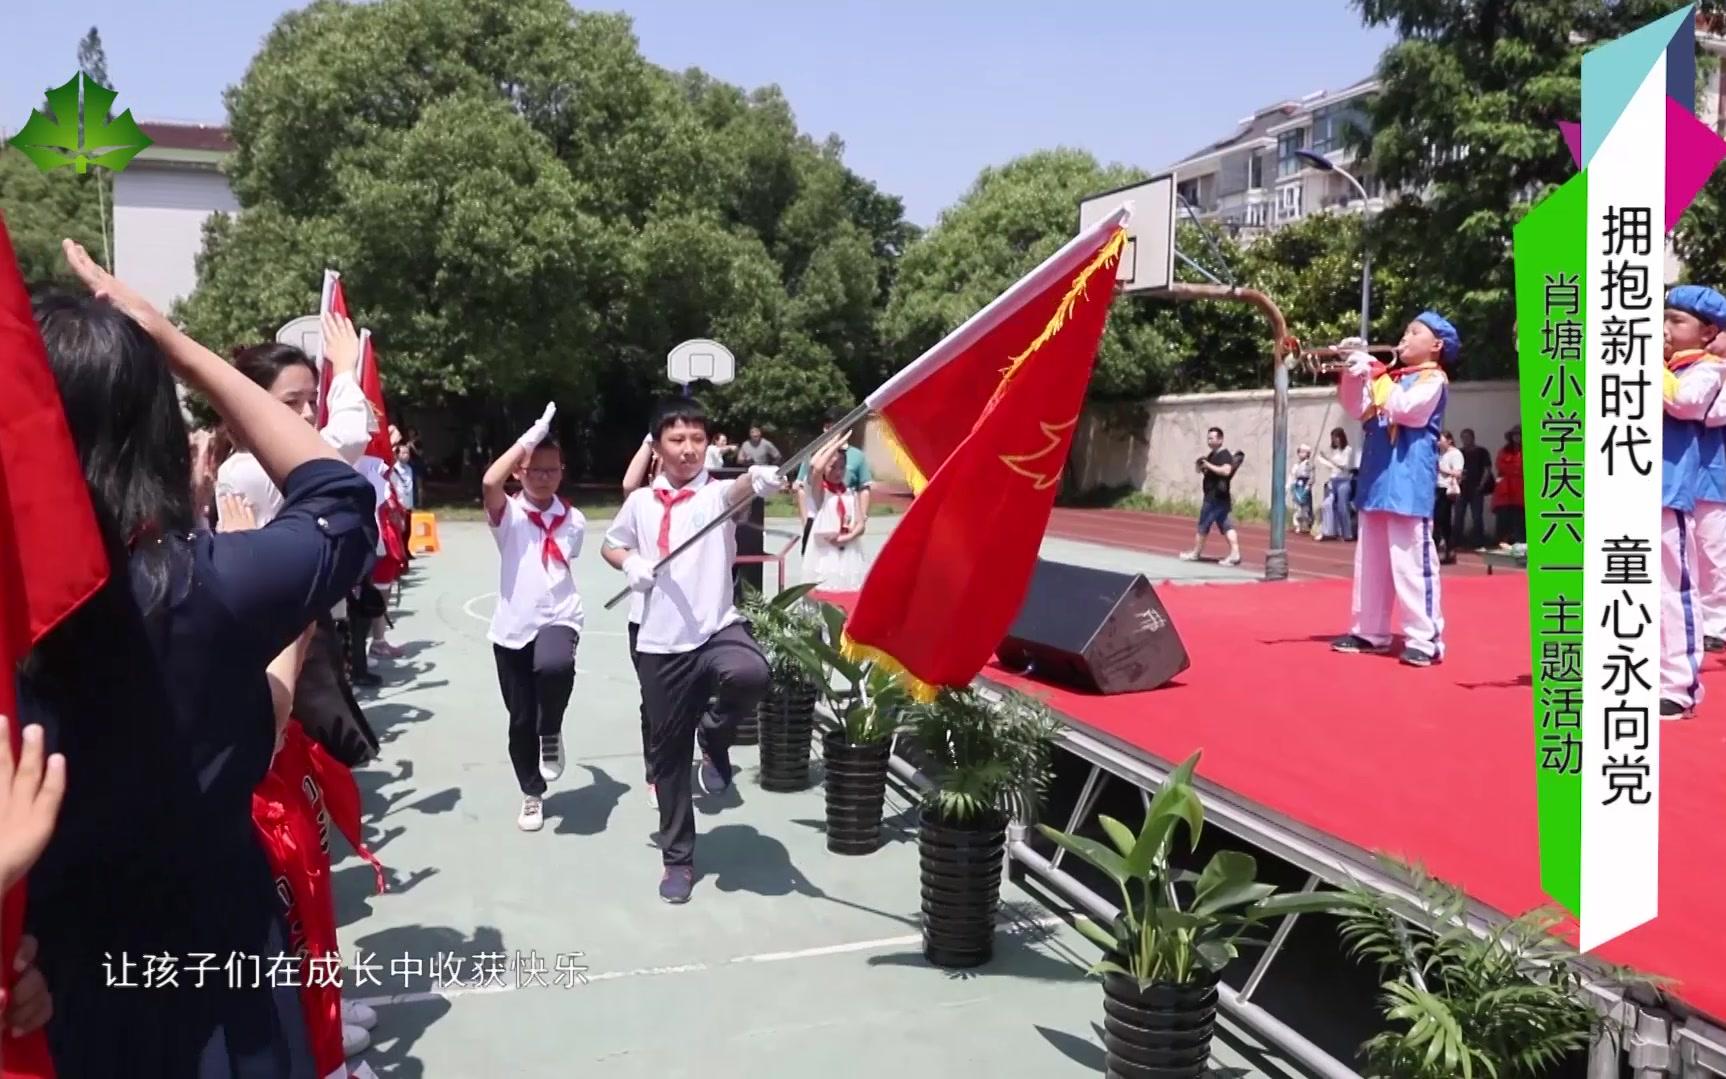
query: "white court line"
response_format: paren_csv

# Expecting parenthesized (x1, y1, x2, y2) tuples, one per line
(460, 591, 624, 638)
(350, 915, 1065, 1009)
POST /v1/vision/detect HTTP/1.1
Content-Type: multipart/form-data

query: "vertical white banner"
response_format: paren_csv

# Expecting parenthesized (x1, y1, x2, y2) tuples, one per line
(1581, 56, 1665, 950)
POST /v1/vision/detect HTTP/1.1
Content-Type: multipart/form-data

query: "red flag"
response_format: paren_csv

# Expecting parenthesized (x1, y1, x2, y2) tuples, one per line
(864, 208, 1131, 491)
(358, 330, 393, 464)
(841, 225, 1127, 700)
(0, 214, 107, 1077)
(283, 724, 388, 896)
(313, 270, 347, 429)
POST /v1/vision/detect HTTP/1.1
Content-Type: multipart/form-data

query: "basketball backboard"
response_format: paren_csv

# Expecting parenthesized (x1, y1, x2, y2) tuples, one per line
(667, 338, 736, 386)
(1078, 174, 1176, 293)
(277, 314, 323, 357)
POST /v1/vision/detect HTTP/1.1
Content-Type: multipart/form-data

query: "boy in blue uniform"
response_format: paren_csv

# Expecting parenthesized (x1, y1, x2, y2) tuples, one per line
(1330, 312, 1457, 667)
(1659, 286, 1726, 717)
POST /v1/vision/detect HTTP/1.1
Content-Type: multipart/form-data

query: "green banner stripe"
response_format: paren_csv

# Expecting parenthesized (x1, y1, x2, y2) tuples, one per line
(1513, 170, 1587, 917)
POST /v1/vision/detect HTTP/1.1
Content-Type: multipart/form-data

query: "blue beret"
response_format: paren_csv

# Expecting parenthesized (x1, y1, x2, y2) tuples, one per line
(1415, 311, 1459, 366)
(1666, 285, 1726, 329)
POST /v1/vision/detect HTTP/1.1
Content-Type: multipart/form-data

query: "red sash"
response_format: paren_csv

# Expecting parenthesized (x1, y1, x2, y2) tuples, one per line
(279, 724, 388, 896)
(252, 768, 343, 1078)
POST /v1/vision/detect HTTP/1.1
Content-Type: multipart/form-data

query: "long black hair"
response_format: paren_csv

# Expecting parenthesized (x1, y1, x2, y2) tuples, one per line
(231, 341, 314, 390)
(29, 290, 195, 616)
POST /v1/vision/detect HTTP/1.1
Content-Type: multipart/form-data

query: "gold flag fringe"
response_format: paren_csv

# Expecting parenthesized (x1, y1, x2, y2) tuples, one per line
(840, 633, 941, 703)
(838, 228, 1127, 704)
(873, 415, 929, 496)
(983, 227, 1128, 414)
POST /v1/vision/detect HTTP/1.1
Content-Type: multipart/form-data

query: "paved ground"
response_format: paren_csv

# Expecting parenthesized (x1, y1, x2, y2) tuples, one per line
(335, 517, 1308, 1077)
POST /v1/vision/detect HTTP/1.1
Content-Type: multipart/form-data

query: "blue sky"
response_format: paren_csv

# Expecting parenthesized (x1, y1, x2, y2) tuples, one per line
(1, 1, 1395, 226)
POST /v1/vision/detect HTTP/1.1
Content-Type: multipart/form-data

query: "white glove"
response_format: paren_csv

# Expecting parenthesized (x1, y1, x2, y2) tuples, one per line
(748, 465, 784, 497)
(1335, 336, 1367, 353)
(1347, 353, 1374, 377)
(623, 554, 657, 593)
(519, 402, 557, 450)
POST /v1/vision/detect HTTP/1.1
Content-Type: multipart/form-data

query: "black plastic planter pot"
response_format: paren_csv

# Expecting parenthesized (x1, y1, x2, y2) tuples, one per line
(917, 806, 1006, 968)
(1099, 971, 1218, 1079)
(756, 675, 817, 792)
(823, 729, 892, 855)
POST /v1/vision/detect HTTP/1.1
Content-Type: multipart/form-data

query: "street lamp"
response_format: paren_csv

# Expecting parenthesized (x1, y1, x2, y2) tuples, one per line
(1295, 149, 1374, 341)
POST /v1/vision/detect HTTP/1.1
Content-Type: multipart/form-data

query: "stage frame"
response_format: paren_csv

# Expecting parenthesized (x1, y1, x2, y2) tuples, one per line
(872, 681, 1726, 1079)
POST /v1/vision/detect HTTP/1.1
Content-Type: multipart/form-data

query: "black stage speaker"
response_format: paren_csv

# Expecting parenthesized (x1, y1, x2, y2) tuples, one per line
(995, 560, 1189, 695)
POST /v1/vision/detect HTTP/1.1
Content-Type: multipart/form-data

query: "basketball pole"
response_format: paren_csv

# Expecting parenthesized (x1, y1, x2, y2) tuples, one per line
(1149, 281, 1293, 582)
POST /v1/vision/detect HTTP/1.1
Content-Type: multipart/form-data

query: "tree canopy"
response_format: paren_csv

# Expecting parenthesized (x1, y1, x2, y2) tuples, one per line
(174, 0, 914, 475)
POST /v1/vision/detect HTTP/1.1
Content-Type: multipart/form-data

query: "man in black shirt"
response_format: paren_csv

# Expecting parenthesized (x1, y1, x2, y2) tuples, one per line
(1179, 426, 1242, 566)
(1453, 428, 1493, 549)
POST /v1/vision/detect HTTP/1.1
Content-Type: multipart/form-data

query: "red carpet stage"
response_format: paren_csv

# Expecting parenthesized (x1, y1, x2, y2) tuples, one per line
(820, 574, 1726, 1023)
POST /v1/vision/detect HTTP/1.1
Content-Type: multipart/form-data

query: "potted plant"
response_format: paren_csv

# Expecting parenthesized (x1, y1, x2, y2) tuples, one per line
(739, 582, 823, 790)
(1338, 864, 1645, 1079)
(1038, 751, 1350, 1078)
(782, 600, 913, 855)
(907, 685, 1058, 968)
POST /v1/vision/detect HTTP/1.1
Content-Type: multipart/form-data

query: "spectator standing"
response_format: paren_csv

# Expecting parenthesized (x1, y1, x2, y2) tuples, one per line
(1493, 427, 1525, 546)
(1316, 428, 1356, 542)
(1454, 428, 1494, 549)
(1435, 430, 1463, 564)
(733, 425, 782, 467)
(1179, 426, 1242, 566)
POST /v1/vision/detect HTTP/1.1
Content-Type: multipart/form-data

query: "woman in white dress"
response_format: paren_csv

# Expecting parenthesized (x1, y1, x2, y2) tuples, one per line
(802, 439, 868, 592)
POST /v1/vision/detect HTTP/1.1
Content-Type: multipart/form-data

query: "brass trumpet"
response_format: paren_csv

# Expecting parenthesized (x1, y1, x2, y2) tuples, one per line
(1283, 341, 1401, 377)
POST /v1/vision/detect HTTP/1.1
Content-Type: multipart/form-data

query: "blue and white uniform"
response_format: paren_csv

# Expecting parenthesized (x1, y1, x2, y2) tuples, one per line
(1335, 312, 1456, 662)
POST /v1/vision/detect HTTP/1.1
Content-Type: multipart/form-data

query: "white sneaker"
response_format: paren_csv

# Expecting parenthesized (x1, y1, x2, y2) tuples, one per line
(1221, 553, 1241, 566)
(518, 796, 544, 832)
(539, 736, 564, 782)
(1178, 549, 1199, 561)
(343, 1023, 371, 1057)
(342, 999, 378, 1030)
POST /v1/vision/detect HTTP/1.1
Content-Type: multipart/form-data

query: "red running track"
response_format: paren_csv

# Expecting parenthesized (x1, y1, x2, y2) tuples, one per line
(820, 574, 1726, 1024)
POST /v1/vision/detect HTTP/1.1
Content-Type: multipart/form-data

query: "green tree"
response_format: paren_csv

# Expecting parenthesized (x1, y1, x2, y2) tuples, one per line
(1352, 0, 1726, 377)
(178, 0, 908, 476)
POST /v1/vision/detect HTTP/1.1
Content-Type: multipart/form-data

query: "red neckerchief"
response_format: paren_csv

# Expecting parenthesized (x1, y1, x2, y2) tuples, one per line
(1670, 349, 1710, 371)
(655, 486, 696, 558)
(523, 499, 568, 571)
(823, 479, 849, 534)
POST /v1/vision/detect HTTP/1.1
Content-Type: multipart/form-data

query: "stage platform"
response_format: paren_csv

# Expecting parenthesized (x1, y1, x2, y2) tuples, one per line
(823, 573, 1725, 1041)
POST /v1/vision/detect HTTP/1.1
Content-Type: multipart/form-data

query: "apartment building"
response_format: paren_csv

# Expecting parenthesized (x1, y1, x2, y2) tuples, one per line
(1167, 77, 1383, 239)
(112, 120, 237, 314)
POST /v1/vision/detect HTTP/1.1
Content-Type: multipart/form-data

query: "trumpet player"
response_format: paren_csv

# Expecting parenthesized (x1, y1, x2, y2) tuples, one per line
(1330, 312, 1458, 667)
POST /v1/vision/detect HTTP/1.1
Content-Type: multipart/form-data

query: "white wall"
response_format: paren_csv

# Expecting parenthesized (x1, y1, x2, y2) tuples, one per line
(113, 163, 237, 315)
(863, 380, 1526, 509)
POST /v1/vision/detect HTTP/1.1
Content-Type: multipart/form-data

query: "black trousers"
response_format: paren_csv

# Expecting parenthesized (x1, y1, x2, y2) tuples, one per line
(637, 623, 769, 866)
(628, 622, 649, 783)
(1433, 492, 1456, 555)
(293, 614, 380, 767)
(493, 624, 579, 796)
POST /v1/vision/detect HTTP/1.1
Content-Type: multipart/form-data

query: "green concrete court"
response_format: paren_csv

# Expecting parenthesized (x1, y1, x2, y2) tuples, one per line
(333, 515, 1292, 1077)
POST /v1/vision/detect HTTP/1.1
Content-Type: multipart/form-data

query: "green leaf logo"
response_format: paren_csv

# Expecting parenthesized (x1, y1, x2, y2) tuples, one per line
(8, 73, 153, 175)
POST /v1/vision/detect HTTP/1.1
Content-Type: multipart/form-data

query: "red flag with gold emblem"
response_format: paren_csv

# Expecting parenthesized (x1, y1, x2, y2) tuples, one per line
(842, 222, 1127, 699)
(866, 209, 1131, 491)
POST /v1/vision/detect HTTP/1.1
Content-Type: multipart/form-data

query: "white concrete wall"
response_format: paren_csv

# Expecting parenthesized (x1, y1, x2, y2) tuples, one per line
(113, 163, 237, 314)
(863, 380, 1525, 509)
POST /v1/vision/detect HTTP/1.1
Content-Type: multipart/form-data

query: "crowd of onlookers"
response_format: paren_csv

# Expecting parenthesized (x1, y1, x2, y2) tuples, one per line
(1290, 424, 1523, 561)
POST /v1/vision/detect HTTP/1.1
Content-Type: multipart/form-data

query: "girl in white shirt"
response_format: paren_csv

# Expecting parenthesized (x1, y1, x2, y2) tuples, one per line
(482, 405, 585, 833)
(802, 439, 868, 591)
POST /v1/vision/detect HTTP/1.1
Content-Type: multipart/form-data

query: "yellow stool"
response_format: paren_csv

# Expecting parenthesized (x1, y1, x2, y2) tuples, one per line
(408, 511, 441, 555)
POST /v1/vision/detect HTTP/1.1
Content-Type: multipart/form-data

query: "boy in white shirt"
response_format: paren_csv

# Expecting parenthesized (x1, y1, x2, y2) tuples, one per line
(603, 399, 782, 903)
(482, 404, 585, 832)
